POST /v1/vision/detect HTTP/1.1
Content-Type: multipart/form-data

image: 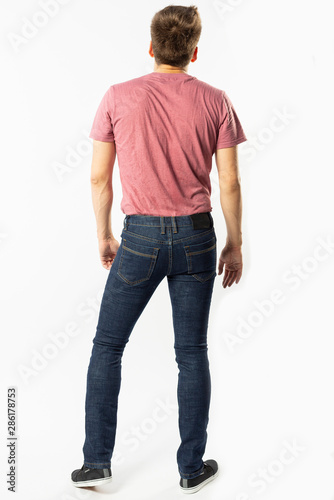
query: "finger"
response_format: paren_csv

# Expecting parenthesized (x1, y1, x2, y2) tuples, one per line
(226, 271, 236, 287)
(223, 269, 231, 287)
(235, 269, 242, 284)
(228, 274, 236, 287)
(227, 270, 238, 287)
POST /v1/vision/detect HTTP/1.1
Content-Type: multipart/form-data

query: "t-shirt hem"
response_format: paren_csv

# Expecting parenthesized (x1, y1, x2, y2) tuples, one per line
(89, 131, 115, 142)
(216, 136, 247, 149)
(121, 207, 213, 216)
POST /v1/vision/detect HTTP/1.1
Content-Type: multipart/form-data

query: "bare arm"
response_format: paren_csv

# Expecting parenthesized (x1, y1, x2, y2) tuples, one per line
(90, 139, 120, 270)
(215, 146, 243, 287)
(215, 146, 242, 247)
(90, 139, 116, 241)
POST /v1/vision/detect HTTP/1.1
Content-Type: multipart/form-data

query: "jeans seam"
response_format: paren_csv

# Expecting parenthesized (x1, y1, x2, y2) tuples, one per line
(123, 228, 214, 245)
(192, 270, 217, 282)
(117, 240, 159, 285)
(84, 462, 111, 467)
(179, 464, 205, 478)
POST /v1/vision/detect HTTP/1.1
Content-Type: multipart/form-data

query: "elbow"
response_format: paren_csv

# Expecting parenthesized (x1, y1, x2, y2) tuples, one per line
(90, 176, 109, 185)
(219, 176, 241, 191)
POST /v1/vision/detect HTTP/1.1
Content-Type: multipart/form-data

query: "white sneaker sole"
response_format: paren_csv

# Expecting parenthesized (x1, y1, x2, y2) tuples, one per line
(71, 476, 112, 488)
(179, 468, 219, 494)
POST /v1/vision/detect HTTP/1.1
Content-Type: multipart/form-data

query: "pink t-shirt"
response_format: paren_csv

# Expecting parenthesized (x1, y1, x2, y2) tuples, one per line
(89, 72, 247, 216)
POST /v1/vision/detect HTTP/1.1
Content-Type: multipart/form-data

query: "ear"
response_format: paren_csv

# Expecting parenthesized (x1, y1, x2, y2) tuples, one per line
(148, 40, 154, 58)
(191, 46, 198, 62)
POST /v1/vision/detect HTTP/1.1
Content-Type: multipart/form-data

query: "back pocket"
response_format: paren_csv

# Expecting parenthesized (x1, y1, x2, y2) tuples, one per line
(117, 238, 159, 285)
(183, 236, 217, 282)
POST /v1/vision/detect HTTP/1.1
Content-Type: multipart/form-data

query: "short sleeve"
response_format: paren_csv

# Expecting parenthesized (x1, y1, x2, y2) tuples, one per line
(89, 86, 115, 142)
(216, 91, 247, 149)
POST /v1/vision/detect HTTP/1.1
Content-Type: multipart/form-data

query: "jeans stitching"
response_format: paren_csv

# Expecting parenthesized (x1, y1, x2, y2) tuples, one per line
(124, 228, 214, 245)
(123, 242, 159, 258)
(117, 240, 159, 285)
(84, 462, 111, 467)
(184, 238, 217, 282)
(179, 464, 205, 478)
(125, 223, 192, 227)
(186, 242, 216, 256)
(168, 227, 172, 275)
(192, 270, 217, 282)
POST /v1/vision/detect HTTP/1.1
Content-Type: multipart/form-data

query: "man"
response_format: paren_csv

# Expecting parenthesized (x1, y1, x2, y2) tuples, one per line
(71, 4, 246, 494)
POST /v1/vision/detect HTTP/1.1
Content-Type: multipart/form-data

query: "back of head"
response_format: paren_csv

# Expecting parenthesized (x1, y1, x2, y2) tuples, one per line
(150, 5, 202, 69)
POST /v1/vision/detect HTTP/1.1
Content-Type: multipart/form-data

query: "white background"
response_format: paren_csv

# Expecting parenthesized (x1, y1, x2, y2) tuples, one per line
(1, 0, 334, 499)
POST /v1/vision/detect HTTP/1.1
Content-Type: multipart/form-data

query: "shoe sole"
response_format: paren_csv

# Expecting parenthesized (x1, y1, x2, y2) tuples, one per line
(71, 476, 112, 488)
(179, 468, 219, 494)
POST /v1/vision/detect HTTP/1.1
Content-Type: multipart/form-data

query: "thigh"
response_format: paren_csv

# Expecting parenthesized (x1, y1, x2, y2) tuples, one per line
(167, 227, 217, 346)
(167, 275, 216, 348)
(94, 230, 165, 347)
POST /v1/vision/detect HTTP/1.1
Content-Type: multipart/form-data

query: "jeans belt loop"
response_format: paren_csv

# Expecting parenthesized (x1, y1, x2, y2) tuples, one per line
(160, 216, 165, 234)
(171, 216, 177, 233)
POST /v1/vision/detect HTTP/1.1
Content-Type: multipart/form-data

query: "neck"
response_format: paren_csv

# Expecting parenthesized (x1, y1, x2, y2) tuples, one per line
(154, 62, 188, 74)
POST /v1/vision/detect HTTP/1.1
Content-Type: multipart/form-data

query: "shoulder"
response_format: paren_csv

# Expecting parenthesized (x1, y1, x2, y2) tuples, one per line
(111, 74, 149, 92)
(191, 76, 224, 98)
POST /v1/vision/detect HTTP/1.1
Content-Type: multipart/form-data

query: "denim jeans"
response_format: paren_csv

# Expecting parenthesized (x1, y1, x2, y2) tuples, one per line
(82, 212, 217, 480)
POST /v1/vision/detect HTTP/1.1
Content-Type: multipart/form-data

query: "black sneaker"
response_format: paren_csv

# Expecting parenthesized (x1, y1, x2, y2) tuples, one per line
(179, 459, 219, 494)
(71, 464, 112, 487)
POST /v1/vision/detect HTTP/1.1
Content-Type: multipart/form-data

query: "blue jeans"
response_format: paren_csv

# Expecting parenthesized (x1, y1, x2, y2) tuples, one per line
(82, 212, 217, 479)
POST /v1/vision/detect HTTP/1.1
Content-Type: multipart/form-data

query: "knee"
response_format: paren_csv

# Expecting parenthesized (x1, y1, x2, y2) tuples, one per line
(93, 336, 128, 356)
(174, 344, 209, 367)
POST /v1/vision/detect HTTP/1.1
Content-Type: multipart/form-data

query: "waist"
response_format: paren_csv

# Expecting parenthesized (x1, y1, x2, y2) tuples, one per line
(123, 211, 214, 230)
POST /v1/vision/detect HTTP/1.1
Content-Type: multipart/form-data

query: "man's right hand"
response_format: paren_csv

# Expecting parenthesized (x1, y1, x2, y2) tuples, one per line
(218, 244, 243, 288)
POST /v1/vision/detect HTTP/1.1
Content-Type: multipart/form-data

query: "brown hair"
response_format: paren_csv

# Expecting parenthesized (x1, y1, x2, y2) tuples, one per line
(150, 5, 202, 69)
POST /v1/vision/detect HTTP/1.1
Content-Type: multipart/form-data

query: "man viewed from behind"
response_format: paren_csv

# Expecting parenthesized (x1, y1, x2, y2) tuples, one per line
(71, 4, 247, 494)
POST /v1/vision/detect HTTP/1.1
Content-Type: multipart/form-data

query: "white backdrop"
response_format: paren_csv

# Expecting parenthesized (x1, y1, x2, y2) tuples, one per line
(1, 0, 334, 499)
